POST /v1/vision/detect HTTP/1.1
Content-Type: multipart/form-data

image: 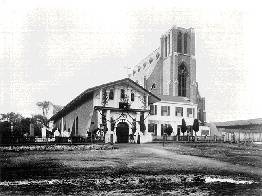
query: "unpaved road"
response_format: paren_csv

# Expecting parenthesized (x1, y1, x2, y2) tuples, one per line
(1, 143, 262, 195)
(1, 143, 262, 179)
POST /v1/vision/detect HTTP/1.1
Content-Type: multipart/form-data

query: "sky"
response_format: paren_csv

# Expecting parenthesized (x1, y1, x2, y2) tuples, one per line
(0, 0, 261, 122)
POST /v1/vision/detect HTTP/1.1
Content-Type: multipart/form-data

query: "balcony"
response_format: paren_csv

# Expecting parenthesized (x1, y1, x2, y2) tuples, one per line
(119, 102, 130, 110)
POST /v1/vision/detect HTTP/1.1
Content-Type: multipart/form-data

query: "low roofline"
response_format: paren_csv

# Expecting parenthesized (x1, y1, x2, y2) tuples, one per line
(214, 118, 262, 128)
(49, 78, 160, 122)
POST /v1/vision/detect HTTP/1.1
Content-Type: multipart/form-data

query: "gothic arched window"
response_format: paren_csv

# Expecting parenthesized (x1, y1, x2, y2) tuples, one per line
(76, 116, 78, 135)
(165, 36, 168, 57)
(177, 32, 182, 53)
(184, 33, 188, 54)
(178, 63, 188, 97)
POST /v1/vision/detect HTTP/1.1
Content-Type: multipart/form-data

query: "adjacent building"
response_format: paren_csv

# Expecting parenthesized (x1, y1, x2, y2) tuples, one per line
(129, 26, 206, 137)
(215, 118, 262, 142)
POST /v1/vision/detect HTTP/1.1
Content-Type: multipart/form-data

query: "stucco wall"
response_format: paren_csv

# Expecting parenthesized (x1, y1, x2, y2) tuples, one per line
(162, 57, 171, 95)
(93, 86, 148, 110)
(148, 101, 197, 136)
(54, 97, 94, 137)
(146, 59, 163, 97)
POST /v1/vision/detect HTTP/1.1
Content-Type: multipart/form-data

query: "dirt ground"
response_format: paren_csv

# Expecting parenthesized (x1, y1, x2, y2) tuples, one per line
(0, 142, 262, 195)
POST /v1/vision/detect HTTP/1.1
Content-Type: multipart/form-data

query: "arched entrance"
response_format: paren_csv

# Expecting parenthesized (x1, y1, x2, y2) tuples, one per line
(116, 122, 129, 143)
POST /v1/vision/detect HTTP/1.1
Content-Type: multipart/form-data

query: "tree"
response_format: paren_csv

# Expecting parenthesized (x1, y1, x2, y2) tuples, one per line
(0, 113, 45, 142)
(192, 119, 200, 136)
(181, 118, 187, 136)
(164, 124, 173, 136)
(0, 112, 23, 123)
(110, 117, 115, 131)
(31, 115, 48, 137)
(131, 119, 136, 134)
(0, 121, 11, 144)
(139, 112, 146, 134)
(36, 101, 50, 117)
(32, 114, 48, 128)
(0, 112, 25, 138)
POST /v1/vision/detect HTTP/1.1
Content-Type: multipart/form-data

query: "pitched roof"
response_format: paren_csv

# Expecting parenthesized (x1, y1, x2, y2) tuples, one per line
(214, 118, 262, 127)
(159, 95, 193, 103)
(49, 78, 161, 121)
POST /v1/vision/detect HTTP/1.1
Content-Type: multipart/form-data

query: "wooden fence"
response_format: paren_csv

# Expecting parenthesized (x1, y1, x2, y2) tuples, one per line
(152, 135, 224, 143)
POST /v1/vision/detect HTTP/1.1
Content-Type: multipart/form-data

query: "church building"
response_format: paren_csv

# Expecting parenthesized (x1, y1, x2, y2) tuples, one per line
(49, 25, 206, 142)
(129, 26, 206, 137)
(49, 78, 160, 143)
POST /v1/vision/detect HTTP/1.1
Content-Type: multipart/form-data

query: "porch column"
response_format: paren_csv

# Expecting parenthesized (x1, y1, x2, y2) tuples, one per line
(61, 117, 64, 134)
(97, 110, 102, 127)
(106, 110, 111, 132)
(144, 112, 149, 134)
(105, 110, 112, 143)
(171, 122, 177, 136)
(136, 112, 141, 134)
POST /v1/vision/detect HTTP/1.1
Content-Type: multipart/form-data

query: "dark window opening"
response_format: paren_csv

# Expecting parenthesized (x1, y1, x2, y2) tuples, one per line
(184, 33, 188, 54)
(161, 106, 170, 116)
(121, 89, 125, 99)
(148, 123, 157, 135)
(168, 34, 170, 54)
(149, 104, 157, 115)
(119, 102, 129, 110)
(165, 36, 168, 57)
(187, 108, 193, 117)
(64, 121, 66, 131)
(109, 89, 114, 100)
(76, 117, 78, 135)
(178, 64, 187, 97)
(177, 32, 182, 53)
(140, 112, 146, 133)
(131, 92, 135, 101)
(176, 107, 183, 117)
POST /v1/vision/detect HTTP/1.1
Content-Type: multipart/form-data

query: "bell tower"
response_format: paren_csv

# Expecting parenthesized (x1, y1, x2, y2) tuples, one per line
(160, 26, 197, 103)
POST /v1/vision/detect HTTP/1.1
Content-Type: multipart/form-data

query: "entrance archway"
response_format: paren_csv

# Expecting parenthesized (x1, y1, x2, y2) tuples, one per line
(116, 122, 129, 143)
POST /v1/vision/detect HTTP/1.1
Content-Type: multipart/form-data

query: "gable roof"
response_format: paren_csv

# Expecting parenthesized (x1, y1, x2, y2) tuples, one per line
(49, 78, 161, 121)
(158, 95, 193, 103)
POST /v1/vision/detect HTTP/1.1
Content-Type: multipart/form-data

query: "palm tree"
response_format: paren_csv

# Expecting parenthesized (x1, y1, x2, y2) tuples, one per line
(36, 101, 50, 117)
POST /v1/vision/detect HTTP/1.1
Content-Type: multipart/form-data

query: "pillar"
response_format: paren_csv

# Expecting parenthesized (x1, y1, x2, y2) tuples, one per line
(106, 110, 111, 131)
(61, 117, 64, 134)
(144, 112, 148, 133)
(105, 110, 112, 143)
(136, 112, 141, 141)
(97, 110, 102, 127)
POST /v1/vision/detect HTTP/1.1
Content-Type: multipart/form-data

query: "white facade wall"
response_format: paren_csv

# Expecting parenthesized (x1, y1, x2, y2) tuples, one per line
(93, 85, 147, 110)
(162, 58, 171, 95)
(148, 101, 197, 136)
(54, 98, 94, 137)
(53, 80, 157, 143)
(93, 85, 151, 143)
